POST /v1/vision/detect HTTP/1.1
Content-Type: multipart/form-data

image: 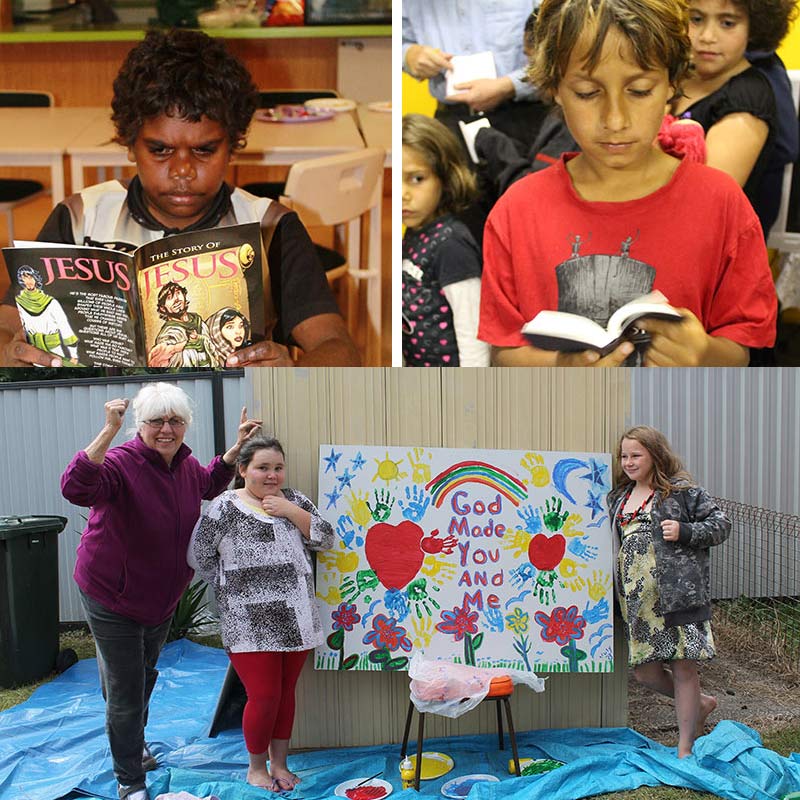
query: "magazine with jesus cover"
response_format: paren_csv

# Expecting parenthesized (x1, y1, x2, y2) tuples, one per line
(2, 222, 264, 367)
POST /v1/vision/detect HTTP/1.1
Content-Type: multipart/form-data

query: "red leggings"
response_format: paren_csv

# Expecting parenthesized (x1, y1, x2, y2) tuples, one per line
(228, 649, 310, 754)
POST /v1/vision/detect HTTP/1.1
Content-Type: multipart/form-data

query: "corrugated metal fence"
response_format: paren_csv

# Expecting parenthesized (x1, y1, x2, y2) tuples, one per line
(629, 368, 800, 515)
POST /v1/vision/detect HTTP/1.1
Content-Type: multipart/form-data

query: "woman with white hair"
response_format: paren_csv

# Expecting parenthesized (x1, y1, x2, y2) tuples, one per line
(60, 382, 261, 800)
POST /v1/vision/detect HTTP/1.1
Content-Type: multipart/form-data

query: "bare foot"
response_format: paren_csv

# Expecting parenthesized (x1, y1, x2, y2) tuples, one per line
(696, 693, 718, 737)
(270, 768, 301, 791)
(247, 766, 277, 790)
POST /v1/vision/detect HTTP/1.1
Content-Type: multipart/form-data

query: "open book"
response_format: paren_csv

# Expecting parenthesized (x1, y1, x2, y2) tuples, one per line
(2, 222, 264, 367)
(521, 292, 683, 355)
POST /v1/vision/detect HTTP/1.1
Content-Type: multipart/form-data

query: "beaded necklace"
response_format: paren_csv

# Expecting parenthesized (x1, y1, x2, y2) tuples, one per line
(617, 484, 654, 526)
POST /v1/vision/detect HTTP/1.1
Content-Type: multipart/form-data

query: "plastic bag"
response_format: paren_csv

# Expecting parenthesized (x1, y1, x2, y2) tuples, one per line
(407, 652, 545, 719)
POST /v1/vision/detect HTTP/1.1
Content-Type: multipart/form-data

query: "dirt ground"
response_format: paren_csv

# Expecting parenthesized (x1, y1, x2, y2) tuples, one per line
(627, 613, 800, 745)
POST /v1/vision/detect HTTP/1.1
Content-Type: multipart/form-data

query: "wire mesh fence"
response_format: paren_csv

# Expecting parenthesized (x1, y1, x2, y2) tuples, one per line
(712, 498, 800, 671)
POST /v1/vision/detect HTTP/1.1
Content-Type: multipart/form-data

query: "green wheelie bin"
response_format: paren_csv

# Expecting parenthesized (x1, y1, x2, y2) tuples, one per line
(0, 515, 67, 688)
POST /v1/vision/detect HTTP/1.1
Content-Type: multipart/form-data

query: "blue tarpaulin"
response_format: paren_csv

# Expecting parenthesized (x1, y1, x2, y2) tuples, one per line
(1, 639, 799, 800)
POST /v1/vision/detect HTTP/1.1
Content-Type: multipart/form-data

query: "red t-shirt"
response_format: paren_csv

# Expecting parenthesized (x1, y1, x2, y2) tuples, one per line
(479, 155, 777, 350)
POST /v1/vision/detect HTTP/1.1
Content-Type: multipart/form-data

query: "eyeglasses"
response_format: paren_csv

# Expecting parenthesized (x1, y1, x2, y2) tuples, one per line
(143, 417, 186, 429)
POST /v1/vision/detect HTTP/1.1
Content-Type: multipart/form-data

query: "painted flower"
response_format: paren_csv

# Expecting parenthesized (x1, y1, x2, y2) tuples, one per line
(534, 605, 586, 646)
(436, 603, 479, 642)
(505, 607, 529, 635)
(363, 614, 413, 652)
(331, 602, 361, 631)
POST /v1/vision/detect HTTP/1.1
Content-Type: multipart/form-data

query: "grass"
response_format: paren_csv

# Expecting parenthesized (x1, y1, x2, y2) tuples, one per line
(717, 597, 800, 671)
(2, 630, 799, 800)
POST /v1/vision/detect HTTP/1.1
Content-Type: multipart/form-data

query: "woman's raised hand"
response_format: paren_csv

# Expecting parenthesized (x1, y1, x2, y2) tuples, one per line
(104, 398, 129, 432)
(223, 407, 263, 465)
(236, 406, 262, 446)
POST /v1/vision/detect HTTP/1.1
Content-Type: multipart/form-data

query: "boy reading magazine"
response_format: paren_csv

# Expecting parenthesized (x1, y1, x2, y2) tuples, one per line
(4, 223, 261, 367)
(0, 29, 359, 368)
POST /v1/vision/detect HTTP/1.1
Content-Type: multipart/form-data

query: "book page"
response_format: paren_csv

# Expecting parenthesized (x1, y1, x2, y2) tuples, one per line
(522, 309, 613, 351)
(3, 244, 141, 366)
(445, 51, 497, 99)
(135, 222, 264, 368)
(606, 291, 679, 337)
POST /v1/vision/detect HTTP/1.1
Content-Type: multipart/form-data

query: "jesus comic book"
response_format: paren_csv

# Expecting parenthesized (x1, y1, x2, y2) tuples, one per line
(521, 292, 683, 356)
(2, 222, 264, 368)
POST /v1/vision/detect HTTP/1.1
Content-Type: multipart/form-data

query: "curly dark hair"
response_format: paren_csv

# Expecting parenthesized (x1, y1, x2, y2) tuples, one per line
(727, 0, 798, 51)
(111, 29, 258, 150)
(156, 281, 189, 320)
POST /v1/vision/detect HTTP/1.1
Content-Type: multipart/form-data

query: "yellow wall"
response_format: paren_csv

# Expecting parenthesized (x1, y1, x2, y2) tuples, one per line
(402, 72, 436, 117)
(778, 19, 800, 69)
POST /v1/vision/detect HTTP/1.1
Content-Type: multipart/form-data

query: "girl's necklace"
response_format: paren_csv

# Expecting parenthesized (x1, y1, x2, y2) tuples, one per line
(240, 487, 266, 511)
(617, 484, 654, 525)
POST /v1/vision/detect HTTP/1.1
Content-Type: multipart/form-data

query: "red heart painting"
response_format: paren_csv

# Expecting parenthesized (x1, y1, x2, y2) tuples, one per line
(365, 521, 425, 590)
(528, 533, 566, 571)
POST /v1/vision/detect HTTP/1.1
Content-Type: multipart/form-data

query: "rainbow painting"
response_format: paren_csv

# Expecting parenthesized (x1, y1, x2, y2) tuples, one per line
(426, 460, 528, 508)
(315, 445, 614, 673)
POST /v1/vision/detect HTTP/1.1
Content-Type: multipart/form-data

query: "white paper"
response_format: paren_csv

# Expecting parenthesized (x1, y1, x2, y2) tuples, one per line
(458, 118, 491, 164)
(446, 51, 497, 99)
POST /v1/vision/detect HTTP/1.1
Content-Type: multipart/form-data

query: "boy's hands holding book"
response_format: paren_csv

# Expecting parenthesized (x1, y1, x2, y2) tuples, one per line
(640, 308, 749, 366)
(0, 308, 63, 367)
(555, 341, 635, 367)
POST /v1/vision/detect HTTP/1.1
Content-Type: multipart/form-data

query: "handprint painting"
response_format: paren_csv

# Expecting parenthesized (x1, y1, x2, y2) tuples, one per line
(315, 445, 615, 673)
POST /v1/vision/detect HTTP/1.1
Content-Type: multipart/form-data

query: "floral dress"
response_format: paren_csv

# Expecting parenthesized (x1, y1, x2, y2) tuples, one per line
(616, 497, 716, 666)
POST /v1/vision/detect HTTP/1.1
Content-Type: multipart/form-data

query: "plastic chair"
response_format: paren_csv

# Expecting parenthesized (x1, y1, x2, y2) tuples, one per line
(0, 91, 54, 243)
(242, 89, 341, 199)
(400, 675, 521, 791)
(767, 70, 800, 253)
(279, 147, 385, 362)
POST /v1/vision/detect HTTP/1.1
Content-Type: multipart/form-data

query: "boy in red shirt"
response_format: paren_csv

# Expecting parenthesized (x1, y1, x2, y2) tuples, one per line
(479, 0, 777, 366)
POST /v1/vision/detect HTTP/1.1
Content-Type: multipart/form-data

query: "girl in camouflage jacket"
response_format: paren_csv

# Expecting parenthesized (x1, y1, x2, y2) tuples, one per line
(607, 426, 731, 758)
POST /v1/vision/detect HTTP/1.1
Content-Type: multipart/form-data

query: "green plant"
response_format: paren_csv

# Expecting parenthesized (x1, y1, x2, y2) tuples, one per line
(169, 580, 215, 641)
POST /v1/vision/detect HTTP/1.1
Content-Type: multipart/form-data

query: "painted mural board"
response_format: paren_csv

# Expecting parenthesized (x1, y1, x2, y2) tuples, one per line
(315, 446, 614, 673)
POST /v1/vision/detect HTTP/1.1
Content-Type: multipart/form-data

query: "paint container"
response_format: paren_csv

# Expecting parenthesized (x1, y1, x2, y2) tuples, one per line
(509, 758, 534, 773)
(782, 793, 800, 800)
(400, 756, 415, 789)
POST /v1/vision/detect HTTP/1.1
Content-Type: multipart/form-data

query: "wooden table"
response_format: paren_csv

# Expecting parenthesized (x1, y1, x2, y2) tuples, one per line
(0, 107, 106, 204)
(241, 110, 365, 165)
(356, 103, 392, 166)
(66, 109, 367, 191)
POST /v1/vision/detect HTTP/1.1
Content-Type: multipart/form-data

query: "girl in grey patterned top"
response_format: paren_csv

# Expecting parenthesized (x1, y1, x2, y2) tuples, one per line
(607, 426, 730, 759)
(191, 436, 333, 791)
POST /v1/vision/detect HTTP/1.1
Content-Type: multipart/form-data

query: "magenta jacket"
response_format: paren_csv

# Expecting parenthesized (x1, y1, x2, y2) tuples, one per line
(61, 434, 234, 626)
